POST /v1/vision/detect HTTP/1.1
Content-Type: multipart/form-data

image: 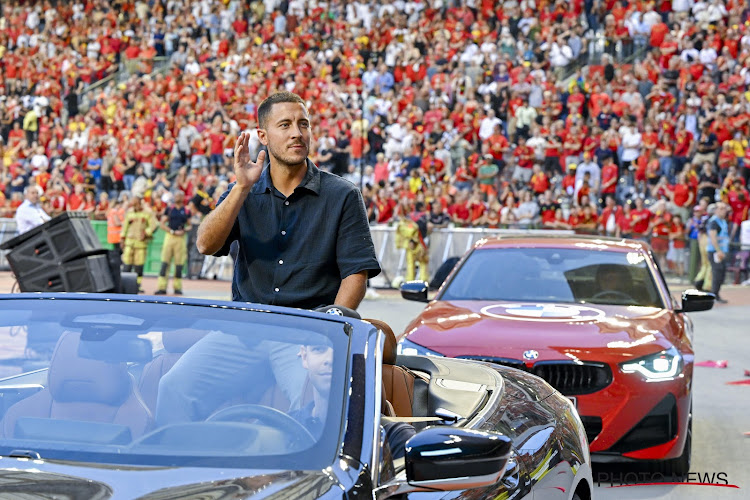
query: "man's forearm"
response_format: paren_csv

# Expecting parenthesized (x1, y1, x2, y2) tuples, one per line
(196, 184, 249, 255)
(334, 271, 368, 310)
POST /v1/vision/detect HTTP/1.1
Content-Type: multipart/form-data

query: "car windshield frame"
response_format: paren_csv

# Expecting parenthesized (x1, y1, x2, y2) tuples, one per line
(439, 246, 666, 309)
(0, 298, 352, 470)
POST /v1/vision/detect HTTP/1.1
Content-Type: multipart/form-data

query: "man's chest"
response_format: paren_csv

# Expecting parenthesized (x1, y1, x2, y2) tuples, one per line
(238, 194, 340, 259)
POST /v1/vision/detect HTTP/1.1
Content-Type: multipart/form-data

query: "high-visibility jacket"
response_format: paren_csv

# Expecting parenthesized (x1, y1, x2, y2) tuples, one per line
(106, 206, 126, 245)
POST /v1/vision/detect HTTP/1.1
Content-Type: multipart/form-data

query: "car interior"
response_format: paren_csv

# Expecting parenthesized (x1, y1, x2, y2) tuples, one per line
(0, 317, 501, 456)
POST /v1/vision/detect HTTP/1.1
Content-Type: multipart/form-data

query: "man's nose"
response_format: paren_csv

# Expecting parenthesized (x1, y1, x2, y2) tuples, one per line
(289, 122, 303, 138)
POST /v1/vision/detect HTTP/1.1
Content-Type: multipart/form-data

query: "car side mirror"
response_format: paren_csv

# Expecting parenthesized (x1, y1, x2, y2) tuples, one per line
(400, 281, 429, 303)
(405, 427, 512, 490)
(677, 289, 715, 313)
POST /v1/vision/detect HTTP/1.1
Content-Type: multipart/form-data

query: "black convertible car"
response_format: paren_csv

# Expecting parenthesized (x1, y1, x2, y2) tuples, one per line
(0, 294, 592, 499)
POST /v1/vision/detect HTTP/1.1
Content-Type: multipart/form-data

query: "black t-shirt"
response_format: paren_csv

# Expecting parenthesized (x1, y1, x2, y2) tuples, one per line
(124, 158, 137, 176)
(698, 133, 718, 153)
(539, 201, 560, 217)
(429, 212, 451, 226)
(190, 193, 212, 216)
(597, 112, 613, 130)
(663, 69, 679, 85)
(698, 172, 719, 201)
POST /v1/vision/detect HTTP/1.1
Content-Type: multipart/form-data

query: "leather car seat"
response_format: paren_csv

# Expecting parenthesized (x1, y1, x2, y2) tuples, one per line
(363, 319, 415, 417)
(1, 331, 152, 440)
(138, 328, 209, 413)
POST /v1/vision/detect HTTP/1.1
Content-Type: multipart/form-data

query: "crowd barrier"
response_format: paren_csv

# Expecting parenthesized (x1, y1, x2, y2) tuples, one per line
(2, 221, 747, 288)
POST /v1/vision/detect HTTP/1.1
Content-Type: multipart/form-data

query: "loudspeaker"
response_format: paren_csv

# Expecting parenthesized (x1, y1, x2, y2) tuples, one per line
(15, 253, 115, 293)
(1, 212, 103, 277)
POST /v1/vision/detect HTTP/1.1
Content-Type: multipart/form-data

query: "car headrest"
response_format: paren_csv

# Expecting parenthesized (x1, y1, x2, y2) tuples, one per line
(48, 331, 131, 406)
(363, 318, 397, 365)
(162, 328, 210, 354)
(315, 305, 361, 319)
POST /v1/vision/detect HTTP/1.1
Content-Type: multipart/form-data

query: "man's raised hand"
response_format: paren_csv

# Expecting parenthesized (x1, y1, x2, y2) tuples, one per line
(234, 132, 266, 191)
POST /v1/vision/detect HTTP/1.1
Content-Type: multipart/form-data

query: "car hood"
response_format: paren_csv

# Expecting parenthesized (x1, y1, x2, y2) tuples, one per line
(403, 300, 678, 361)
(0, 459, 341, 499)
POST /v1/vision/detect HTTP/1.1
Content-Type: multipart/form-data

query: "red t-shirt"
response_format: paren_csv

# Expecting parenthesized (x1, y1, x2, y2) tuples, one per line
(513, 145, 534, 169)
(673, 184, 691, 207)
(209, 133, 225, 155)
(650, 23, 668, 47)
(631, 208, 651, 235)
(670, 222, 686, 249)
(600, 164, 618, 194)
(67, 193, 85, 211)
(530, 172, 550, 194)
(448, 202, 470, 222)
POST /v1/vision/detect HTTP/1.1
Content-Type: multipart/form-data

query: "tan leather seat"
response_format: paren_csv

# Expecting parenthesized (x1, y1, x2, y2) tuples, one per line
(364, 319, 415, 417)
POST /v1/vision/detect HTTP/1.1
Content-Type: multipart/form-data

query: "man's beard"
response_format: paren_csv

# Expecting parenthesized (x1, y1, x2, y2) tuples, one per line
(267, 142, 308, 168)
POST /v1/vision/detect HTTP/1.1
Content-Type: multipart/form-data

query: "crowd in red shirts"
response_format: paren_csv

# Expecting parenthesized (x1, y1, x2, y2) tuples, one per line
(0, 0, 749, 274)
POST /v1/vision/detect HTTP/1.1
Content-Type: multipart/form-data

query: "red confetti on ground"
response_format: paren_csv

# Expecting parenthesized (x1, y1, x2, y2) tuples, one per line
(726, 380, 750, 386)
(695, 360, 729, 368)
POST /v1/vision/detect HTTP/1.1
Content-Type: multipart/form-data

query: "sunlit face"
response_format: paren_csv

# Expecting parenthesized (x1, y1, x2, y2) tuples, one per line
(300, 345, 333, 398)
(26, 189, 40, 204)
(258, 102, 312, 168)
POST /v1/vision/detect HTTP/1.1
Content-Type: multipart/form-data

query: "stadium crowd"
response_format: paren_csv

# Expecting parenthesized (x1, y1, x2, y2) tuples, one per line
(1, 0, 749, 284)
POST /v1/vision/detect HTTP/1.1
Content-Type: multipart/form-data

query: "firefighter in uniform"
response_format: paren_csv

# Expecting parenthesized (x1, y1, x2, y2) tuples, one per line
(155, 191, 191, 295)
(121, 195, 157, 292)
(395, 214, 429, 282)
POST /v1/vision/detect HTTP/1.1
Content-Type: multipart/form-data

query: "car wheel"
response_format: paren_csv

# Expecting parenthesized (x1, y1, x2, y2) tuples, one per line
(120, 272, 139, 294)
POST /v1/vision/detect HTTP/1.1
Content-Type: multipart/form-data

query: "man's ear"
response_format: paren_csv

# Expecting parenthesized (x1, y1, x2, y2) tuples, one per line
(257, 128, 268, 146)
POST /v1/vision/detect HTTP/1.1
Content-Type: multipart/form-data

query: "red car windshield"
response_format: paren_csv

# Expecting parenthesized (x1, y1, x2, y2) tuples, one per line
(441, 247, 664, 308)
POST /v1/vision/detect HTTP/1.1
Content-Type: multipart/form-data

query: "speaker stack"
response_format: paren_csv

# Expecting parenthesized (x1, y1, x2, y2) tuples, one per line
(0, 212, 116, 293)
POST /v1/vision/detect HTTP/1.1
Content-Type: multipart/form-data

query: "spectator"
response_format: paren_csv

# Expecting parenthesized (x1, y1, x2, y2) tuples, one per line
(15, 185, 50, 234)
(706, 203, 731, 303)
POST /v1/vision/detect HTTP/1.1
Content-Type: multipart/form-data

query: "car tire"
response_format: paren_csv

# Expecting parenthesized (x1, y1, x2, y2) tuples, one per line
(119, 272, 139, 295)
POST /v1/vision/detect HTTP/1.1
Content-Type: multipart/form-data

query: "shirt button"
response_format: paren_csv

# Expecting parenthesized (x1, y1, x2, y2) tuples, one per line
(279, 260, 283, 265)
(284, 201, 290, 206)
(274, 287, 280, 292)
(281, 230, 286, 235)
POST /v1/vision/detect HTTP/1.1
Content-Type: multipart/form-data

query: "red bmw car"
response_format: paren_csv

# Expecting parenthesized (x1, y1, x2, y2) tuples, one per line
(397, 235, 715, 474)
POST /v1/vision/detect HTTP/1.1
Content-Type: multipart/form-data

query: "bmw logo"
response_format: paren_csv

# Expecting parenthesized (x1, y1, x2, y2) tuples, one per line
(523, 350, 539, 360)
(326, 308, 344, 316)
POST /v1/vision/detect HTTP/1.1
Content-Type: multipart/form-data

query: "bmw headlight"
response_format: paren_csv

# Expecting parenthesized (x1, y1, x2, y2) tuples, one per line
(620, 346, 682, 381)
(397, 338, 445, 357)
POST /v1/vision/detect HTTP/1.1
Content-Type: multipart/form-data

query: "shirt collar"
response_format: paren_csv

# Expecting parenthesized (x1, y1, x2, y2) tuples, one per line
(252, 159, 320, 196)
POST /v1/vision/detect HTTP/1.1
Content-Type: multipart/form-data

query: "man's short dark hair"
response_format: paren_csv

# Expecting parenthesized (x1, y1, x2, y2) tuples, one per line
(257, 92, 307, 129)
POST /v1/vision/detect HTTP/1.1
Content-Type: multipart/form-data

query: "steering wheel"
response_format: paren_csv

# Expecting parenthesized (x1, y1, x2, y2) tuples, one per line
(206, 404, 315, 447)
(591, 290, 635, 302)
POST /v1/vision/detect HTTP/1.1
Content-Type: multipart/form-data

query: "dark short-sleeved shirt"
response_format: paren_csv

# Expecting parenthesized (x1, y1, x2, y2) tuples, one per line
(165, 205, 190, 231)
(214, 159, 381, 309)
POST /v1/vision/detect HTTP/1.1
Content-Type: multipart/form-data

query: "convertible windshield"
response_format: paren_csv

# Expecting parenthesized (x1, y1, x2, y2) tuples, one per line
(441, 247, 664, 308)
(0, 299, 350, 470)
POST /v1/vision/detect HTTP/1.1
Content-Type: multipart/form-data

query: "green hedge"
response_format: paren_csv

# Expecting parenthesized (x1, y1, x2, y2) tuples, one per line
(91, 220, 172, 276)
